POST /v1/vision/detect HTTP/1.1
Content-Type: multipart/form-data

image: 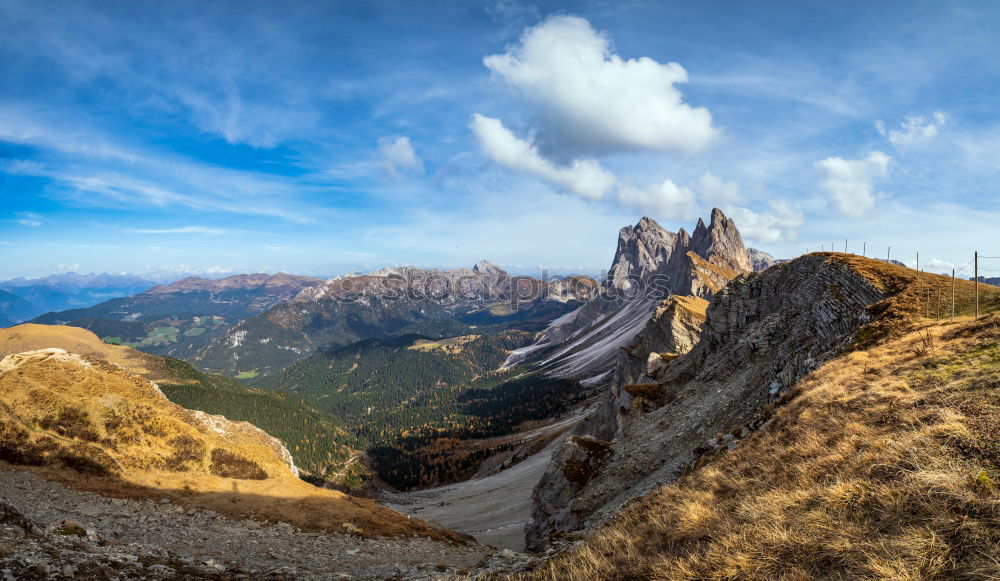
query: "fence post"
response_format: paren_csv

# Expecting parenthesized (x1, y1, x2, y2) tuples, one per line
(951, 268, 956, 320)
(975, 251, 979, 319)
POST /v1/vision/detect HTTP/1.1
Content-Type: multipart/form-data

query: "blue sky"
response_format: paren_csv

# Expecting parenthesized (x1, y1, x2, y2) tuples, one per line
(2, 0, 999, 280)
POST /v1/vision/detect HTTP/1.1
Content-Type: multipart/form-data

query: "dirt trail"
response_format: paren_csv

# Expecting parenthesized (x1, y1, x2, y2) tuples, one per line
(380, 408, 590, 551)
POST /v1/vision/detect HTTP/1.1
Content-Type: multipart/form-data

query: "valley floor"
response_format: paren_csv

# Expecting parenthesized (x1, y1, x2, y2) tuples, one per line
(382, 407, 591, 551)
(0, 464, 494, 580)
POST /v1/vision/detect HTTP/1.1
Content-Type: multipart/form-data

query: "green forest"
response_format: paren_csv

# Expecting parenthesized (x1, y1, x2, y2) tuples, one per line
(153, 356, 358, 479)
(261, 320, 587, 489)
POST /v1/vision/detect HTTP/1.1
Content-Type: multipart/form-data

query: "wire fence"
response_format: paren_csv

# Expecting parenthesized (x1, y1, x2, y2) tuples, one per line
(800, 242, 1000, 320)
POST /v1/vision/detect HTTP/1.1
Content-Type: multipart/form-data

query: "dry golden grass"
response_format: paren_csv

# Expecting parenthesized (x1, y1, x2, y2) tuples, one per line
(0, 346, 462, 541)
(826, 253, 1000, 347)
(0, 324, 159, 376)
(671, 295, 710, 319)
(408, 334, 481, 353)
(0, 324, 206, 386)
(686, 252, 742, 294)
(527, 290, 1000, 579)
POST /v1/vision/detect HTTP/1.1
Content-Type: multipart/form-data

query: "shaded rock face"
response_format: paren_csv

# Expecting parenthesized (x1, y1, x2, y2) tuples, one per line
(526, 255, 887, 551)
(505, 209, 756, 383)
(607, 295, 709, 438)
(604, 217, 676, 298)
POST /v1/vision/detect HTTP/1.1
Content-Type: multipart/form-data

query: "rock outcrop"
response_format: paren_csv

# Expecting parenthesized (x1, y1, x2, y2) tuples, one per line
(526, 254, 888, 551)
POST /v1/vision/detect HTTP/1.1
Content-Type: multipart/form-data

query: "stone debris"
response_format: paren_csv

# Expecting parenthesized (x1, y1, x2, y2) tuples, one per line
(0, 467, 518, 580)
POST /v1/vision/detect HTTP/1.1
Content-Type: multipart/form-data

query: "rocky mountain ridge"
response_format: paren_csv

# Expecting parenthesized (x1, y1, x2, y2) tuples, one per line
(27, 272, 327, 362)
(503, 209, 775, 384)
(526, 253, 893, 550)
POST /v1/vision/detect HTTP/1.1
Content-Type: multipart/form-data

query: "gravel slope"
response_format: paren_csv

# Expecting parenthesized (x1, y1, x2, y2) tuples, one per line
(0, 466, 494, 580)
(381, 408, 589, 551)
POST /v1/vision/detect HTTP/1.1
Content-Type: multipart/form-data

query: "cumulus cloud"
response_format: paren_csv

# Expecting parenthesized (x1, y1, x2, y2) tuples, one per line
(691, 172, 744, 206)
(728, 200, 804, 243)
(483, 15, 719, 156)
(876, 112, 947, 149)
(378, 136, 424, 176)
(909, 257, 955, 274)
(617, 179, 698, 219)
(470, 114, 616, 200)
(815, 152, 891, 217)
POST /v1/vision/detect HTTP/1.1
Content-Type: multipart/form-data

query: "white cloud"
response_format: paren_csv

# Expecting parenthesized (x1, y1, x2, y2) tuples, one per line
(876, 112, 947, 149)
(15, 212, 42, 227)
(127, 226, 229, 235)
(907, 257, 955, 274)
(483, 15, 719, 156)
(728, 200, 804, 243)
(378, 136, 425, 176)
(0, 107, 328, 223)
(470, 114, 616, 200)
(692, 172, 744, 206)
(815, 151, 891, 217)
(617, 180, 697, 220)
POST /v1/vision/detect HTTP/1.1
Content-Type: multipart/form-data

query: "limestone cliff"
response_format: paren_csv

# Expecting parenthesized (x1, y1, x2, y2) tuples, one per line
(526, 254, 888, 551)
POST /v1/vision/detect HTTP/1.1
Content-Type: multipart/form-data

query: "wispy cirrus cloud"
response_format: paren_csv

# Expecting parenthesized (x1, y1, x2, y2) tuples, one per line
(0, 105, 331, 223)
(127, 226, 230, 235)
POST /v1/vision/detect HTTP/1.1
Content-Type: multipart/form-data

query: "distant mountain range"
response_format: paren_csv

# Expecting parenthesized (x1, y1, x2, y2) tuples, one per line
(28, 272, 325, 361)
(192, 261, 596, 378)
(0, 273, 157, 324)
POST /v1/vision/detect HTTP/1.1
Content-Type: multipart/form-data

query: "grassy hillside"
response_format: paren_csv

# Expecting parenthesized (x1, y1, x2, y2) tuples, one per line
(0, 345, 459, 541)
(0, 324, 357, 481)
(153, 357, 358, 480)
(528, 260, 1000, 579)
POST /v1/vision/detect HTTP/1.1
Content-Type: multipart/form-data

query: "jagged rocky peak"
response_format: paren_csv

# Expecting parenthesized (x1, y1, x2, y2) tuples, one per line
(689, 207, 752, 273)
(605, 209, 756, 293)
(606, 216, 676, 291)
(746, 248, 778, 272)
(472, 259, 507, 277)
